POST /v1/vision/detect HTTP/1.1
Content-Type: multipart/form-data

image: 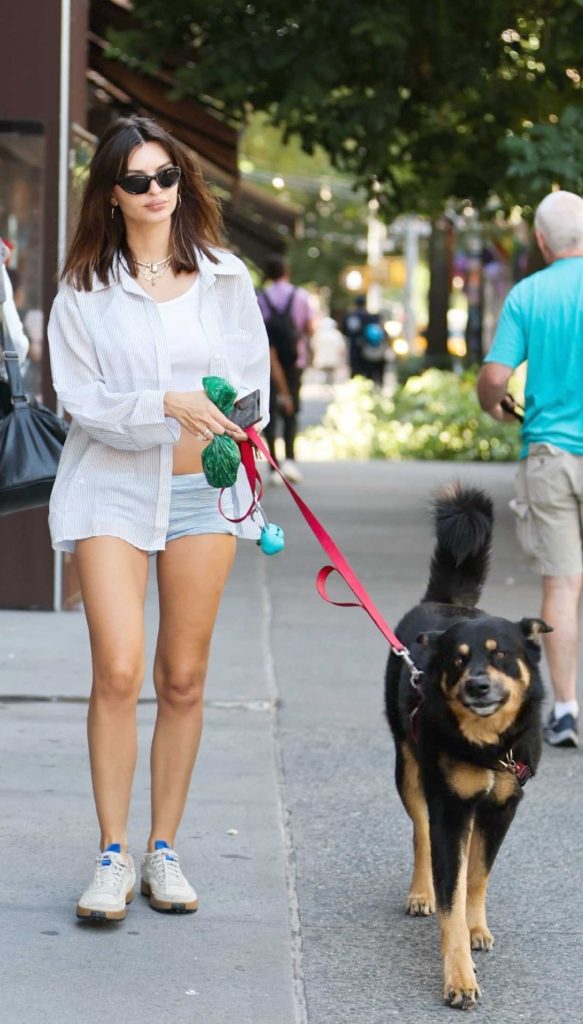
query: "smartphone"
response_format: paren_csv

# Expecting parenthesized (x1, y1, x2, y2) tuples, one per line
(229, 389, 261, 428)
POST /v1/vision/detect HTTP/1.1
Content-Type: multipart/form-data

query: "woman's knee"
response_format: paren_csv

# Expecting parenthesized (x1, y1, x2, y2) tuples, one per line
(92, 659, 144, 705)
(155, 663, 207, 709)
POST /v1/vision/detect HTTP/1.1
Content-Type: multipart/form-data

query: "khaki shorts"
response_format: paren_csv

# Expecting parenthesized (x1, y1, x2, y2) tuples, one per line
(513, 443, 583, 576)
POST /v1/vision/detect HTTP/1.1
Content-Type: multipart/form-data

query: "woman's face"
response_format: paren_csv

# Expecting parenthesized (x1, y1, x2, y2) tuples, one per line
(111, 141, 180, 228)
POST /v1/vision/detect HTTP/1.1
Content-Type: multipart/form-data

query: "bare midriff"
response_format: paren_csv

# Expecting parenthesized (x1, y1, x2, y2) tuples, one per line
(172, 430, 206, 475)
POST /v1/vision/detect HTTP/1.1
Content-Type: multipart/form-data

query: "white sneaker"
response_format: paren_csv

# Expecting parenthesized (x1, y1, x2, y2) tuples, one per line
(269, 470, 284, 486)
(141, 841, 198, 913)
(76, 845, 136, 921)
(281, 459, 302, 484)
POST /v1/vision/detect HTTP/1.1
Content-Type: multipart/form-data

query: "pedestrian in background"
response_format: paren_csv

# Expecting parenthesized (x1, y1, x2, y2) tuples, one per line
(6, 264, 44, 399)
(311, 314, 347, 385)
(47, 115, 269, 920)
(0, 241, 29, 402)
(342, 295, 387, 385)
(258, 254, 313, 484)
(477, 189, 583, 749)
(343, 294, 368, 377)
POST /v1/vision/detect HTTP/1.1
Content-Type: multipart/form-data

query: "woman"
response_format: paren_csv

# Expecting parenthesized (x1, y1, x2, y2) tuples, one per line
(48, 115, 269, 921)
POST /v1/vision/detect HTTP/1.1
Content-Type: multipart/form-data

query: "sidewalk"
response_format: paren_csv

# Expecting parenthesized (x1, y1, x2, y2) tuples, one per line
(1, 459, 582, 1024)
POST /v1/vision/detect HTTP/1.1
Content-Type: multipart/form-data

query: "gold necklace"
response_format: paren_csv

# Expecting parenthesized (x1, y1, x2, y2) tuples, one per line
(135, 255, 172, 285)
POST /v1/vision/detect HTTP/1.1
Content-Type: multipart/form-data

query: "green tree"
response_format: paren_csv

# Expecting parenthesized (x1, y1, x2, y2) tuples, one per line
(108, 1, 583, 216)
(506, 105, 583, 202)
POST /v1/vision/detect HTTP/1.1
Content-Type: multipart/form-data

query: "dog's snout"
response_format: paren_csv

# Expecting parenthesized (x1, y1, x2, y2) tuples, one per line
(465, 675, 491, 698)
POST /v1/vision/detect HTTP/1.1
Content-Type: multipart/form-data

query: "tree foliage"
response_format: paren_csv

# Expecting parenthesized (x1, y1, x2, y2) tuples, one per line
(506, 104, 583, 201)
(108, 1, 583, 217)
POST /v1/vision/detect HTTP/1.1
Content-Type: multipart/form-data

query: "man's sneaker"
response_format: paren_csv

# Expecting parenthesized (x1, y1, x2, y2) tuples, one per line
(141, 841, 198, 913)
(281, 459, 302, 484)
(269, 470, 284, 486)
(76, 845, 136, 921)
(544, 711, 579, 748)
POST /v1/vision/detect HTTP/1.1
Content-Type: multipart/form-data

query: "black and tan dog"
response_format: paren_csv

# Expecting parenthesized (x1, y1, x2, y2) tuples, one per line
(385, 484, 550, 1010)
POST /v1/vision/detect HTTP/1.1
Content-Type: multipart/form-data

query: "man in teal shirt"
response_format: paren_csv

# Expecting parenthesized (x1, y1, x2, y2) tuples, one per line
(477, 190, 583, 749)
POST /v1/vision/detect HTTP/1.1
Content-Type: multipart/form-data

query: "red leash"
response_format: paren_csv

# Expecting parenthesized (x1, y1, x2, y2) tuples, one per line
(237, 436, 534, 783)
(240, 427, 422, 680)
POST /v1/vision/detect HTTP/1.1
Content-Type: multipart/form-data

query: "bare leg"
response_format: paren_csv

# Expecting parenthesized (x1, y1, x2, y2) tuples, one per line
(541, 574, 582, 702)
(148, 533, 236, 849)
(76, 538, 149, 852)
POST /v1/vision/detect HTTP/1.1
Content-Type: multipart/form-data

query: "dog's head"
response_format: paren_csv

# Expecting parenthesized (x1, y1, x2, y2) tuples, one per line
(417, 616, 551, 743)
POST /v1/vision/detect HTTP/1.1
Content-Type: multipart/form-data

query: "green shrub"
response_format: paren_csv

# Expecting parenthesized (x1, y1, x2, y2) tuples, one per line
(297, 369, 522, 462)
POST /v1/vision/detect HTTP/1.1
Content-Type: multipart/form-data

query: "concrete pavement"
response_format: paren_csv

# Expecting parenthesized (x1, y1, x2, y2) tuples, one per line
(1, 459, 582, 1023)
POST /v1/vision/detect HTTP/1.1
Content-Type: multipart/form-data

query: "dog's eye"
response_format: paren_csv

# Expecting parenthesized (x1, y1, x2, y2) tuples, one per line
(493, 650, 506, 660)
(453, 656, 465, 669)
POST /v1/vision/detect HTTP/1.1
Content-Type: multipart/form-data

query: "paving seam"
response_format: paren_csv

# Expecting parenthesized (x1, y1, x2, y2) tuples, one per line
(260, 557, 309, 1024)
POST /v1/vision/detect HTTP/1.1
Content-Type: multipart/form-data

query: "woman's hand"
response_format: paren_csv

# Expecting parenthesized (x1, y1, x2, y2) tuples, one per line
(163, 390, 248, 443)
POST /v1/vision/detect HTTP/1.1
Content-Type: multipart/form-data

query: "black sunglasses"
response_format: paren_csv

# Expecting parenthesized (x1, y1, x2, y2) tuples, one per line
(116, 165, 182, 195)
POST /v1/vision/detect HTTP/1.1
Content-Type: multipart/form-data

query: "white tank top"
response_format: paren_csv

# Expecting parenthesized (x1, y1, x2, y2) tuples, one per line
(156, 277, 210, 390)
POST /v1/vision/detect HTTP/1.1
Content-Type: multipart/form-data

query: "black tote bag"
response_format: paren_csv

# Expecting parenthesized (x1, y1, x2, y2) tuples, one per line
(0, 288, 67, 516)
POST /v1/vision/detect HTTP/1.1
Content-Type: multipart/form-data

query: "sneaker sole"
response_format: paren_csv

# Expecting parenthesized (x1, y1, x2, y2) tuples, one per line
(141, 879, 198, 913)
(76, 887, 135, 921)
(544, 731, 579, 748)
(540, 729, 577, 753)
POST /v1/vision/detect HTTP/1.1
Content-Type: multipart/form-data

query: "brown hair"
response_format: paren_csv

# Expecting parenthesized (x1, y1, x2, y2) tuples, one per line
(265, 254, 289, 281)
(63, 115, 224, 291)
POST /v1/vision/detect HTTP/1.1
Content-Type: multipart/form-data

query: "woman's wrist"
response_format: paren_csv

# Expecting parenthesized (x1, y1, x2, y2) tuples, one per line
(163, 391, 177, 417)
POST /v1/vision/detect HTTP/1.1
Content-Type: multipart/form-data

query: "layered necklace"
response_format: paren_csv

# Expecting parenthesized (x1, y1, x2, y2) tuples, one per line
(135, 254, 172, 285)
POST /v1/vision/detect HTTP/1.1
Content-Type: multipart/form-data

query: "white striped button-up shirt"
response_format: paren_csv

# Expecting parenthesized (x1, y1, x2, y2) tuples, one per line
(47, 247, 270, 552)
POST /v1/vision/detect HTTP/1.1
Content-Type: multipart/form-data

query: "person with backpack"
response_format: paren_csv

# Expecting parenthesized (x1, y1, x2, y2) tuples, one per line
(258, 255, 313, 484)
(342, 295, 388, 386)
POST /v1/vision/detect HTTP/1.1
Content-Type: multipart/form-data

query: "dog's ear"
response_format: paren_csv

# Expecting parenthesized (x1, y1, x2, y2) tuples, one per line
(416, 630, 445, 648)
(519, 618, 553, 645)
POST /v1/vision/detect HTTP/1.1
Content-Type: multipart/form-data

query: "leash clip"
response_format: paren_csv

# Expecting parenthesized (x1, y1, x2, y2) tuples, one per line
(393, 646, 424, 690)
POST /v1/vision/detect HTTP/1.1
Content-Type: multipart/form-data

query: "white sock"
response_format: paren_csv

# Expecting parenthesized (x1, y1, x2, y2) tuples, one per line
(554, 700, 579, 720)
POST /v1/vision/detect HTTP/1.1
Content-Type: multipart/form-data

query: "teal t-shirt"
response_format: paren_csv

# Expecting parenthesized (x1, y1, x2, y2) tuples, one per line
(485, 256, 583, 458)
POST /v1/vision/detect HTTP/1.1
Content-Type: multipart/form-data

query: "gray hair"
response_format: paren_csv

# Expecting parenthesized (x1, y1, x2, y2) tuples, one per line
(534, 190, 583, 256)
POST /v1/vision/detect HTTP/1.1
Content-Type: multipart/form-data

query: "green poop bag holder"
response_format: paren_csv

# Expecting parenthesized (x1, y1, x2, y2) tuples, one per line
(200, 376, 241, 489)
(202, 376, 285, 555)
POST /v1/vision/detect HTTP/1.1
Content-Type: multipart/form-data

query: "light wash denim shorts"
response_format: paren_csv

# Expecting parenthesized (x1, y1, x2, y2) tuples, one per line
(164, 473, 237, 546)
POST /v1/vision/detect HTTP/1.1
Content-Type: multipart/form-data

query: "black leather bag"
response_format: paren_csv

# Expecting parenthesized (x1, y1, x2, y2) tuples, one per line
(0, 292, 67, 516)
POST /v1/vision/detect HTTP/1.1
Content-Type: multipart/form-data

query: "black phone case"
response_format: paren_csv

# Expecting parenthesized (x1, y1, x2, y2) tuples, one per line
(229, 389, 261, 428)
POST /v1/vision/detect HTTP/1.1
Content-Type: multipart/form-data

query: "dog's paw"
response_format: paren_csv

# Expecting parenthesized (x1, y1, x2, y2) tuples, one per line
(443, 962, 480, 1010)
(470, 926, 494, 951)
(405, 892, 435, 916)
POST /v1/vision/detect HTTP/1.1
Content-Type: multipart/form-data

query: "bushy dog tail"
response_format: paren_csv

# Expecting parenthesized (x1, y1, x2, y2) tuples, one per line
(422, 483, 493, 607)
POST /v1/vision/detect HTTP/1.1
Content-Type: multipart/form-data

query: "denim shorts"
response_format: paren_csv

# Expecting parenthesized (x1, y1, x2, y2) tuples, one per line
(163, 473, 237, 547)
